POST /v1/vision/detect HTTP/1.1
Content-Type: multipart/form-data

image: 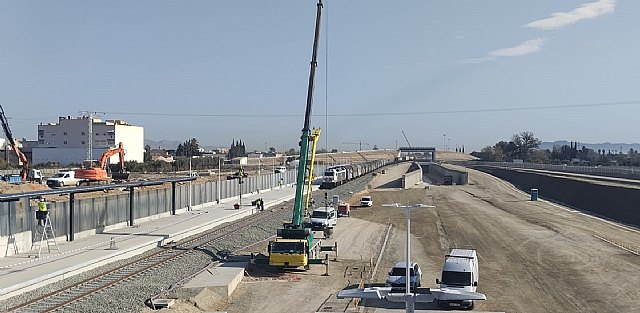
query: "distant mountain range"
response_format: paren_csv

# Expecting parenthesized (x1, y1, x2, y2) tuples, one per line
(540, 141, 640, 153)
(144, 139, 181, 150)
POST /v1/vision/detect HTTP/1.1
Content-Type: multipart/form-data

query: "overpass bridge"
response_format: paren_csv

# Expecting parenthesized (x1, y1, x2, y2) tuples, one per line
(398, 146, 436, 161)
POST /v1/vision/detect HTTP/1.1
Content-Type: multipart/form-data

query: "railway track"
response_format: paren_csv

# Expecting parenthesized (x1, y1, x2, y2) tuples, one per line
(6, 209, 282, 313)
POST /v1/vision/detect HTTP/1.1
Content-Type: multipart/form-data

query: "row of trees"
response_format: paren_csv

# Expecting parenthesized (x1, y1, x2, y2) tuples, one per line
(472, 131, 640, 166)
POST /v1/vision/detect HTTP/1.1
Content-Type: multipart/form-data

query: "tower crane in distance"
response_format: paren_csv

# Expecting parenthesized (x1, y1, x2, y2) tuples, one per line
(402, 130, 412, 148)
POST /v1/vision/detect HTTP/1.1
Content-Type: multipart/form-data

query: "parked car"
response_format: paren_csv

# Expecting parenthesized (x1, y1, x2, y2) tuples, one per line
(386, 262, 422, 292)
(360, 196, 373, 207)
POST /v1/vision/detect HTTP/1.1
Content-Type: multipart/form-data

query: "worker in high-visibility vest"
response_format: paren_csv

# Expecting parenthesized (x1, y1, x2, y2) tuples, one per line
(37, 197, 48, 226)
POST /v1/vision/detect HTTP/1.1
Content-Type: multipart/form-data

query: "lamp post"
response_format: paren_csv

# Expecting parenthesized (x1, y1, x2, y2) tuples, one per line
(217, 157, 221, 204)
(383, 203, 435, 313)
(442, 134, 446, 151)
(188, 158, 192, 211)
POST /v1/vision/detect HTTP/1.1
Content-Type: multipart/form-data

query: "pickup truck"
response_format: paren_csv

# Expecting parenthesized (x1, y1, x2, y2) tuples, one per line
(46, 171, 82, 187)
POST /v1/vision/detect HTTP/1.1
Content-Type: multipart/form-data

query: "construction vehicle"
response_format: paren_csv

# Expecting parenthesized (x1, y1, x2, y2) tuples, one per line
(74, 142, 129, 183)
(267, 0, 334, 270)
(0, 104, 30, 182)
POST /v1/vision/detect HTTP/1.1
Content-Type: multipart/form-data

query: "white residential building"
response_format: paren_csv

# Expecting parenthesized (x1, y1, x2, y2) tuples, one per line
(33, 116, 144, 166)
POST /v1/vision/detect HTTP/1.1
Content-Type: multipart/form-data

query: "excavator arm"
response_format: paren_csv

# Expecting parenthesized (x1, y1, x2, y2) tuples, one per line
(0, 104, 29, 181)
(98, 142, 126, 171)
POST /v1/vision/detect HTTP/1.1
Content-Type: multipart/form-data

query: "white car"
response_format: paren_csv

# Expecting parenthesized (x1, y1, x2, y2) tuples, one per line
(360, 196, 373, 207)
(386, 261, 422, 292)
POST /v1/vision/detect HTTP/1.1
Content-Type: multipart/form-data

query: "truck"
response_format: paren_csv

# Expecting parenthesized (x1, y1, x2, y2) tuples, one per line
(435, 248, 479, 309)
(267, 0, 334, 270)
(46, 171, 83, 187)
(337, 202, 350, 217)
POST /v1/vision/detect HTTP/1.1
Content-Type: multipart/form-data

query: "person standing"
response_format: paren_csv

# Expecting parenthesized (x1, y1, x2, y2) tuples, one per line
(37, 197, 48, 226)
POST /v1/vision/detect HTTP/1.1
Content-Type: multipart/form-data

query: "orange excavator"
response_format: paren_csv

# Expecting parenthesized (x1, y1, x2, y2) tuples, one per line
(75, 142, 129, 181)
(0, 105, 29, 181)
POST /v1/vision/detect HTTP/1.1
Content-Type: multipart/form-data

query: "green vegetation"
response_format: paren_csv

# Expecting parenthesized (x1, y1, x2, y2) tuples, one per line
(472, 131, 640, 166)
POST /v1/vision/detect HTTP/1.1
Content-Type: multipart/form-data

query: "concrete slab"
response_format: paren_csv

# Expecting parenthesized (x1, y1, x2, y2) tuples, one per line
(182, 262, 248, 298)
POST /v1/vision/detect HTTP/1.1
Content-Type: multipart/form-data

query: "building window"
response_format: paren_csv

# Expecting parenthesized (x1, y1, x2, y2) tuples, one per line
(96, 133, 100, 136)
(81, 141, 85, 145)
(63, 132, 67, 136)
(38, 130, 44, 137)
(107, 139, 115, 145)
(81, 132, 85, 136)
(63, 141, 67, 145)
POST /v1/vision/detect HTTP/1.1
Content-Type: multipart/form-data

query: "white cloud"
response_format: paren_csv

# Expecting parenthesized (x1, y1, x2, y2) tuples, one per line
(458, 56, 496, 64)
(526, 0, 616, 30)
(489, 38, 547, 57)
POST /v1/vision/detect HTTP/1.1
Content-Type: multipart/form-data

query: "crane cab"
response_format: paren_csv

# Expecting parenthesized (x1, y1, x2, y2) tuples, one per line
(268, 239, 308, 268)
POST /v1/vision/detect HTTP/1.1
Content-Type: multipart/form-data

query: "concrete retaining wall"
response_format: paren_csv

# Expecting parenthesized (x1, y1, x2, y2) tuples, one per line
(401, 163, 423, 189)
(474, 166, 640, 227)
(424, 163, 468, 185)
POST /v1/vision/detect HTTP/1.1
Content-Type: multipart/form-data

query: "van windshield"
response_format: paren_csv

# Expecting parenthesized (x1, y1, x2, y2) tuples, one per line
(311, 211, 328, 218)
(441, 271, 472, 286)
(361, 197, 371, 201)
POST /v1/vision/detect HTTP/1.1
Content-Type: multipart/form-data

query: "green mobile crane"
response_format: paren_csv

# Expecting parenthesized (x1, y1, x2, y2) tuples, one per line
(267, 0, 333, 269)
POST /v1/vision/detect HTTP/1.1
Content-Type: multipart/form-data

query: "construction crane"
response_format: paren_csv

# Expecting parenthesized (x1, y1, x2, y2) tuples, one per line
(0, 105, 29, 181)
(75, 142, 129, 181)
(267, 0, 333, 270)
(402, 130, 412, 148)
(342, 140, 370, 151)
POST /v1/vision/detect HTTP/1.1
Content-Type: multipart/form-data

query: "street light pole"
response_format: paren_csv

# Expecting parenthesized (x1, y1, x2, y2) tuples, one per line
(217, 158, 221, 204)
(383, 203, 435, 313)
(442, 134, 446, 151)
(188, 158, 192, 211)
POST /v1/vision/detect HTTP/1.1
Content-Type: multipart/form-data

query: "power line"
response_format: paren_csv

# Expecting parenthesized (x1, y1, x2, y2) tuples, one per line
(99, 100, 640, 118)
(9, 100, 640, 120)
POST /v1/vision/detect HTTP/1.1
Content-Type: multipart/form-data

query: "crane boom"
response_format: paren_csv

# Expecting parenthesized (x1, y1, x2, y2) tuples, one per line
(0, 105, 29, 180)
(290, 0, 323, 229)
(402, 130, 412, 148)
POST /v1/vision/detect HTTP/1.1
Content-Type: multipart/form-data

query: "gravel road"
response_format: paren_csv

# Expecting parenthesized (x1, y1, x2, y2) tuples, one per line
(219, 163, 640, 313)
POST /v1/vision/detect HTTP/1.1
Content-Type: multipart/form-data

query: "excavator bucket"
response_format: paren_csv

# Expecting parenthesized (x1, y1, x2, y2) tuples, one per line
(111, 172, 130, 180)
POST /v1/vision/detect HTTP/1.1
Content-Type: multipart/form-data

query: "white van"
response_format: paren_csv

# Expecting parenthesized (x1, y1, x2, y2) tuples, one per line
(309, 206, 337, 231)
(436, 248, 479, 309)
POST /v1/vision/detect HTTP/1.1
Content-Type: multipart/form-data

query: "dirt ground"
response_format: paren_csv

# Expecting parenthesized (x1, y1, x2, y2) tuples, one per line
(180, 162, 639, 313)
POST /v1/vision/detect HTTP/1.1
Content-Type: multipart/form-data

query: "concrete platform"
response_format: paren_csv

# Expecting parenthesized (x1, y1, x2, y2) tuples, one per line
(0, 185, 301, 301)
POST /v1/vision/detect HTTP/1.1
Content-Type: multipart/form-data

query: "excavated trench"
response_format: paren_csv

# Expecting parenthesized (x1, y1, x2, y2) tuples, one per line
(472, 166, 640, 227)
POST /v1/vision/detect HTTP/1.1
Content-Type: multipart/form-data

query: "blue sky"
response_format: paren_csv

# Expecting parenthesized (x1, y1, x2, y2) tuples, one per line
(1, 0, 638, 152)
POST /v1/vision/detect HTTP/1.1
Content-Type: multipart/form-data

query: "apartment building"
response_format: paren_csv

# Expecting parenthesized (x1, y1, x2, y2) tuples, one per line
(32, 116, 144, 165)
